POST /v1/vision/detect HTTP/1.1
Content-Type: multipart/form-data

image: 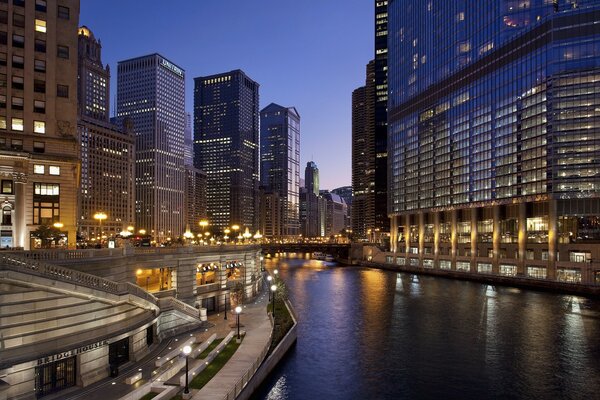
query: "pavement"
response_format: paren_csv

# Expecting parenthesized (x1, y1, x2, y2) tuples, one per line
(60, 278, 272, 400)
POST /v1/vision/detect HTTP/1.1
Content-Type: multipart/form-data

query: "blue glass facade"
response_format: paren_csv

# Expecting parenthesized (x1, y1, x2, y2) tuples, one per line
(387, 0, 600, 284)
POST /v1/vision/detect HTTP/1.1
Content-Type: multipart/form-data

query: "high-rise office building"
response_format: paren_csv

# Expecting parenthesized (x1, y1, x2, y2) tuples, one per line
(388, 0, 600, 283)
(194, 70, 259, 232)
(184, 165, 206, 232)
(184, 112, 193, 166)
(77, 26, 135, 240)
(0, 0, 80, 249)
(305, 161, 319, 196)
(117, 54, 186, 241)
(300, 161, 321, 237)
(352, 61, 376, 239)
(332, 185, 353, 232)
(374, 0, 389, 234)
(260, 103, 300, 237)
(320, 190, 347, 237)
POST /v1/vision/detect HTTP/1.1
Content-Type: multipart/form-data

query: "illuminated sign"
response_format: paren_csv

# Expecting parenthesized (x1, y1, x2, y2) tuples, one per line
(37, 340, 108, 365)
(160, 59, 184, 77)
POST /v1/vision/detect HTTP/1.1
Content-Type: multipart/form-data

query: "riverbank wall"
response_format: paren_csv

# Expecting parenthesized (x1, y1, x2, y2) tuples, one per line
(363, 260, 600, 297)
(237, 300, 298, 400)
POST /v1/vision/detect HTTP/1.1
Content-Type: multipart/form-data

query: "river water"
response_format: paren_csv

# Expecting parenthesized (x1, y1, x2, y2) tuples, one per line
(252, 254, 600, 400)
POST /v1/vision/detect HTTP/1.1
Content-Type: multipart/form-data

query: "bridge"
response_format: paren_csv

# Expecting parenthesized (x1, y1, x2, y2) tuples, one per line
(261, 243, 351, 259)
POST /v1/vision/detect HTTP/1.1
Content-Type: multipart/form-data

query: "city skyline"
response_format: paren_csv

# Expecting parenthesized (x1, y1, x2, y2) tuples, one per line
(80, 0, 373, 190)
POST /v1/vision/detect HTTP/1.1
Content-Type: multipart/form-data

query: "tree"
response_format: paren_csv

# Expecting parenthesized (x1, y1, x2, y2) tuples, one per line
(31, 225, 63, 249)
(274, 280, 288, 302)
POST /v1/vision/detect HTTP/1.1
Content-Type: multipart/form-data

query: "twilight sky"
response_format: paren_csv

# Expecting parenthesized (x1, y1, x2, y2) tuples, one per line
(80, 0, 373, 190)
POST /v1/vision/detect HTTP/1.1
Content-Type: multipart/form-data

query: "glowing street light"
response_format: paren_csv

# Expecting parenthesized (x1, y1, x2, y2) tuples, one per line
(271, 284, 277, 319)
(182, 345, 192, 395)
(93, 212, 107, 245)
(235, 306, 242, 341)
(267, 275, 273, 300)
(53, 222, 64, 229)
(199, 220, 208, 233)
(243, 228, 252, 242)
(139, 229, 146, 235)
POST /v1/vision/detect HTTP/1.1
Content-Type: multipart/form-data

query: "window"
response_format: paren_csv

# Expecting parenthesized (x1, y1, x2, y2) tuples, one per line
(35, 38, 46, 53)
(12, 76, 23, 90)
(0, 10, 7, 24)
(33, 141, 44, 153)
(57, 6, 70, 19)
(34, 59, 46, 72)
(34, 164, 45, 174)
(33, 120, 45, 133)
(499, 264, 517, 276)
(57, 45, 69, 59)
(0, 52, 5, 66)
(35, 0, 47, 12)
(34, 19, 46, 33)
(0, 95, 5, 109)
(49, 166, 60, 175)
(34, 80, 45, 94)
(0, 31, 6, 45)
(57, 84, 68, 98)
(0, 73, 5, 87)
(12, 13, 24, 28)
(11, 118, 23, 131)
(33, 183, 60, 225)
(13, 0, 25, 7)
(1, 180, 12, 194)
(10, 139, 22, 150)
(527, 266, 547, 279)
(12, 34, 24, 48)
(11, 97, 23, 110)
(0, 116, 5, 129)
(11, 54, 23, 69)
(34, 100, 45, 113)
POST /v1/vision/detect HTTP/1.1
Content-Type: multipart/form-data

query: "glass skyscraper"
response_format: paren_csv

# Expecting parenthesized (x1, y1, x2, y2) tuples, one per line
(194, 70, 260, 231)
(116, 54, 186, 241)
(260, 103, 301, 237)
(387, 0, 600, 284)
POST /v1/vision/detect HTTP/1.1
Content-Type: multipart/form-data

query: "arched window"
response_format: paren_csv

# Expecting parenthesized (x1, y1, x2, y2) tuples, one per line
(2, 206, 11, 225)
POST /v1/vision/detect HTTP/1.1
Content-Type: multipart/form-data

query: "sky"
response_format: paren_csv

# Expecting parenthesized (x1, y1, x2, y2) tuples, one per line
(80, 0, 373, 190)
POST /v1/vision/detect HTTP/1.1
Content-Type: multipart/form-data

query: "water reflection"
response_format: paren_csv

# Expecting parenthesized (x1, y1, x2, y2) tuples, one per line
(253, 255, 600, 400)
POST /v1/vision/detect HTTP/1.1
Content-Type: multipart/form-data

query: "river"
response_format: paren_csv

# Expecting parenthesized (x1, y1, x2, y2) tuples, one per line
(252, 254, 600, 400)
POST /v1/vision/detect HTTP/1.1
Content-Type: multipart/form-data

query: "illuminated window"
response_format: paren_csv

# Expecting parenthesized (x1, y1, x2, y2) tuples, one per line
(34, 120, 45, 133)
(34, 164, 45, 174)
(35, 19, 46, 33)
(11, 118, 23, 131)
(0, 116, 6, 129)
(49, 166, 60, 175)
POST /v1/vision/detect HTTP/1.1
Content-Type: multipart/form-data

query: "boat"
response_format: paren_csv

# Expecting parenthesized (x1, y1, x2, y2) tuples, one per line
(324, 254, 335, 262)
(311, 252, 325, 260)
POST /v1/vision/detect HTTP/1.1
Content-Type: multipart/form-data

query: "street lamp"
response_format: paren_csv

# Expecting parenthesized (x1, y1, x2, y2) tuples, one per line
(139, 229, 146, 235)
(273, 269, 279, 281)
(182, 345, 192, 395)
(53, 222, 64, 229)
(266, 275, 273, 300)
(224, 292, 228, 320)
(199, 220, 208, 231)
(224, 228, 230, 243)
(231, 225, 240, 242)
(243, 228, 252, 243)
(93, 212, 107, 243)
(235, 306, 242, 341)
(270, 284, 277, 319)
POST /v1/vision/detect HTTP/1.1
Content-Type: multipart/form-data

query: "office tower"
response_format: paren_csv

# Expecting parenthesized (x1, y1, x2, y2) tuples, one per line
(374, 0, 389, 234)
(320, 190, 347, 237)
(194, 70, 259, 232)
(117, 54, 186, 241)
(260, 103, 300, 237)
(77, 26, 135, 240)
(332, 186, 353, 232)
(388, 1, 600, 282)
(184, 165, 206, 232)
(305, 161, 319, 196)
(184, 112, 193, 166)
(352, 61, 376, 239)
(259, 187, 282, 238)
(0, 0, 80, 249)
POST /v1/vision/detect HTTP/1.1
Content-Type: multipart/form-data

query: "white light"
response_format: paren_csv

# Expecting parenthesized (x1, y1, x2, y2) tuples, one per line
(271, 284, 277, 292)
(235, 306, 242, 314)
(183, 345, 192, 355)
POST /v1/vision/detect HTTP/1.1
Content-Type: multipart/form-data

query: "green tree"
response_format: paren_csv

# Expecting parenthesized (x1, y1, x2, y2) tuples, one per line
(31, 225, 62, 249)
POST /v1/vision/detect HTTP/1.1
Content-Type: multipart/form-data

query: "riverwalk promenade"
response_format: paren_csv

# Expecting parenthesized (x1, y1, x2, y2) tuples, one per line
(59, 283, 272, 400)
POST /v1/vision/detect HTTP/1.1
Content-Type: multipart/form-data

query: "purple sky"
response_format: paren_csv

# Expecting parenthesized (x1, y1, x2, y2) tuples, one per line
(80, 0, 373, 190)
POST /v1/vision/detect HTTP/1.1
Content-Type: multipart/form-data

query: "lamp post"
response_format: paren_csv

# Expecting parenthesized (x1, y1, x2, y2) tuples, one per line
(273, 269, 279, 282)
(224, 292, 228, 320)
(93, 212, 107, 244)
(182, 345, 191, 395)
(224, 228, 230, 243)
(271, 284, 277, 319)
(232, 225, 240, 243)
(235, 306, 242, 341)
(243, 228, 252, 243)
(266, 275, 273, 300)
(199, 219, 208, 233)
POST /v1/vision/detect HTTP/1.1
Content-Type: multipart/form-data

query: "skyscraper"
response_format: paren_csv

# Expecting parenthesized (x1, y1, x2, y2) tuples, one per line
(305, 161, 319, 197)
(194, 70, 260, 231)
(300, 161, 320, 237)
(388, 0, 600, 282)
(260, 103, 300, 237)
(77, 26, 135, 240)
(117, 54, 186, 241)
(0, 0, 80, 249)
(352, 61, 375, 239)
(374, 0, 389, 233)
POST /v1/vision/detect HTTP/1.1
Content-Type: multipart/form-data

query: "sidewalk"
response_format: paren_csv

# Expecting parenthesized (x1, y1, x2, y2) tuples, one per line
(61, 281, 271, 400)
(191, 284, 272, 399)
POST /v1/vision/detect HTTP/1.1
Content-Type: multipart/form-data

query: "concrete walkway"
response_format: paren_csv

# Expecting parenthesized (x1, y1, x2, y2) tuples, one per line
(191, 284, 272, 400)
(60, 280, 272, 400)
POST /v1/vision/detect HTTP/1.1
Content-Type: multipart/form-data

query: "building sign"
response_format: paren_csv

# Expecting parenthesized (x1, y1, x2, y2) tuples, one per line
(37, 340, 108, 365)
(160, 59, 184, 77)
